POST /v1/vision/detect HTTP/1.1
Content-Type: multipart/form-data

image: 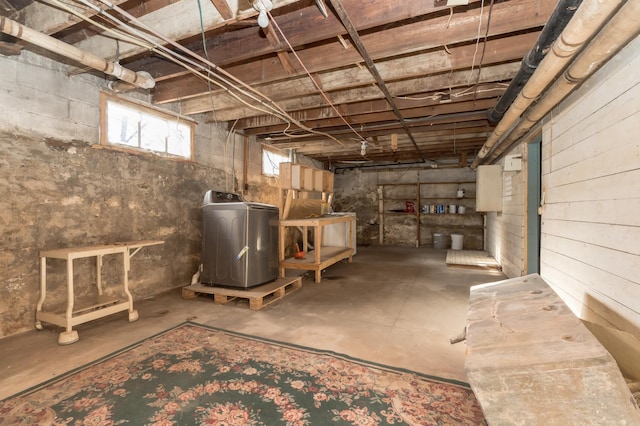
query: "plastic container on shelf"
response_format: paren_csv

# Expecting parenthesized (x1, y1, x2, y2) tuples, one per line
(451, 234, 464, 250)
(433, 233, 447, 249)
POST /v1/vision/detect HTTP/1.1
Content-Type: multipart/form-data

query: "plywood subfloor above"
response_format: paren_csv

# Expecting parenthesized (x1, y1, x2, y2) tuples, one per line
(446, 250, 500, 270)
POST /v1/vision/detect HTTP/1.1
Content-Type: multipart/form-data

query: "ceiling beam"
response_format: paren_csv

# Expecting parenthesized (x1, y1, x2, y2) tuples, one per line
(133, 0, 470, 81)
(240, 91, 500, 135)
(327, 0, 426, 161)
(259, 102, 495, 144)
(272, 126, 491, 151)
(263, 22, 297, 75)
(310, 141, 487, 162)
(263, 111, 492, 142)
(163, 31, 535, 110)
(193, 62, 519, 119)
(210, 0, 234, 19)
(69, 0, 302, 62)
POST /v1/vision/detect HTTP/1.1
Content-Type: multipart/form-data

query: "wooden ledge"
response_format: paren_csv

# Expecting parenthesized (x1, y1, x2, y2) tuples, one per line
(465, 274, 640, 424)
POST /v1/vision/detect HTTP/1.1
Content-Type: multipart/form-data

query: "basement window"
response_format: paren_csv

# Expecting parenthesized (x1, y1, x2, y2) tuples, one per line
(262, 145, 289, 176)
(101, 93, 194, 160)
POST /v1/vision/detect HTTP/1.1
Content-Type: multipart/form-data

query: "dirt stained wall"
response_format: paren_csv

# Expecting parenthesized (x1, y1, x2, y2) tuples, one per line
(0, 131, 229, 337)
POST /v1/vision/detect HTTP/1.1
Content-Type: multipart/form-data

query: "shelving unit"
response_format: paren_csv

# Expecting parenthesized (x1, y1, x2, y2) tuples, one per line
(378, 181, 483, 248)
(377, 183, 420, 246)
(278, 163, 354, 283)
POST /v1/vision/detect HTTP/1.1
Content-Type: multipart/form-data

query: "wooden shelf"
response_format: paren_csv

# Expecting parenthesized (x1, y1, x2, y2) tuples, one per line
(280, 214, 354, 227)
(420, 213, 475, 216)
(421, 197, 474, 201)
(378, 181, 481, 247)
(279, 217, 355, 283)
(280, 246, 353, 270)
(421, 224, 484, 229)
(383, 211, 417, 215)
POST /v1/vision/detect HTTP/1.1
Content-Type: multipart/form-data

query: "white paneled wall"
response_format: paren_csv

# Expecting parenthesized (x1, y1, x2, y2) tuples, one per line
(540, 35, 640, 337)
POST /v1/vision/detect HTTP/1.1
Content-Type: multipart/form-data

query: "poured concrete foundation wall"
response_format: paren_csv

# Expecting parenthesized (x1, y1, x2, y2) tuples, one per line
(334, 167, 482, 249)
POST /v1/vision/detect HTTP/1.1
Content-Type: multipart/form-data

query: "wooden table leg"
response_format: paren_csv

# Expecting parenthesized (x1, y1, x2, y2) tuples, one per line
(122, 248, 139, 322)
(279, 224, 286, 277)
(35, 256, 47, 331)
(58, 257, 79, 345)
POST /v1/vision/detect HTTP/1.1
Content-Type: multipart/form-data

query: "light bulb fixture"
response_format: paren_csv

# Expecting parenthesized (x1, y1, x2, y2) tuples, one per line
(253, 0, 273, 28)
(360, 140, 367, 156)
(257, 10, 269, 28)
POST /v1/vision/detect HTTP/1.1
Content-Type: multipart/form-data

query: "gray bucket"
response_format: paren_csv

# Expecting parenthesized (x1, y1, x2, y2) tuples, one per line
(433, 233, 446, 249)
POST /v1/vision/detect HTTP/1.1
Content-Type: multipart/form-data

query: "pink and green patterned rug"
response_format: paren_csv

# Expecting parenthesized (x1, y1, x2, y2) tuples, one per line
(0, 322, 485, 425)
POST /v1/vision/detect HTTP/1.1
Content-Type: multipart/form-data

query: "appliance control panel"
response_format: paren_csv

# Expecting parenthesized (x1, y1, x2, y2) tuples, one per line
(202, 190, 243, 205)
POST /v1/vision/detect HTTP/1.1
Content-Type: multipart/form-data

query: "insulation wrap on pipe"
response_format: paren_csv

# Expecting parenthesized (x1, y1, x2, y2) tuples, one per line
(471, 0, 626, 169)
(0, 16, 155, 89)
(487, 0, 582, 124)
(484, 0, 640, 163)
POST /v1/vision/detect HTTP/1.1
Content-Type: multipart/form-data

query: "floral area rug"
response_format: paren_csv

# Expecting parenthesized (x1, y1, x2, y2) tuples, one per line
(0, 322, 485, 425)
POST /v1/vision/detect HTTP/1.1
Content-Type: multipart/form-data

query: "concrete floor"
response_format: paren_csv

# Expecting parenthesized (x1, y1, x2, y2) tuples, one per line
(0, 246, 505, 400)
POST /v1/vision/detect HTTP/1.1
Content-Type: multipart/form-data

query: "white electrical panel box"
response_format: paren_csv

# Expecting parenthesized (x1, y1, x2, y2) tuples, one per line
(504, 154, 523, 171)
(476, 165, 502, 212)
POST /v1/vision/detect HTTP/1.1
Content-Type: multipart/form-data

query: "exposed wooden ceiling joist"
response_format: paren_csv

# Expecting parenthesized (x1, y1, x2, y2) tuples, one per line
(151, 0, 553, 105)
(4, 0, 562, 166)
(194, 62, 519, 119)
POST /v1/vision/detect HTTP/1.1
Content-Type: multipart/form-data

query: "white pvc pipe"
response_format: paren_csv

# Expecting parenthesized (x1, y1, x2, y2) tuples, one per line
(0, 16, 155, 89)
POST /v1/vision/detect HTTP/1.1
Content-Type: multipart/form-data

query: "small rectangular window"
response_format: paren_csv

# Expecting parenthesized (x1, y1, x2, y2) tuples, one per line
(101, 93, 194, 160)
(262, 145, 289, 176)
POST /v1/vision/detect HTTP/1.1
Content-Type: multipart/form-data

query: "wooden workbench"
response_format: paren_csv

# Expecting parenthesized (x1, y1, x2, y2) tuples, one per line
(279, 214, 355, 283)
(277, 163, 355, 283)
(35, 240, 164, 345)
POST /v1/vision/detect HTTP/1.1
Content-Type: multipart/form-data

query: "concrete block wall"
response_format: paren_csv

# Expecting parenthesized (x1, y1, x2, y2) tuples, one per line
(0, 51, 104, 142)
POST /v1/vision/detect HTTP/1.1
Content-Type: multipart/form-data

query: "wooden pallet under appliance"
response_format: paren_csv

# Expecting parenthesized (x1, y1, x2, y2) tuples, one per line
(181, 276, 302, 310)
